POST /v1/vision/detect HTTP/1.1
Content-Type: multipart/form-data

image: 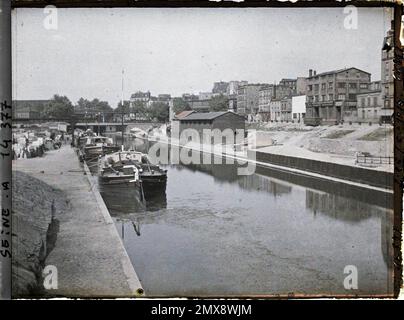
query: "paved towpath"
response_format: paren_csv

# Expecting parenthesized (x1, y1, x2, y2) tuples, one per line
(13, 145, 143, 298)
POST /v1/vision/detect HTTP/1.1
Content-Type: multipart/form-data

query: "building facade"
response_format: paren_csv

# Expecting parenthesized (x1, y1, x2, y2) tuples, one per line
(269, 99, 281, 121)
(274, 83, 293, 100)
(188, 99, 211, 113)
(130, 91, 151, 104)
(279, 79, 297, 93)
(182, 93, 199, 102)
(212, 82, 229, 95)
(13, 100, 49, 119)
(356, 81, 382, 123)
(199, 92, 213, 100)
(178, 111, 245, 144)
(304, 67, 371, 125)
(280, 97, 292, 121)
(258, 85, 274, 113)
(276, 77, 307, 97)
(292, 95, 306, 121)
(296, 77, 307, 95)
(227, 81, 248, 112)
(380, 24, 394, 122)
(157, 94, 171, 103)
(237, 84, 266, 117)
(227, 81, 248, 96)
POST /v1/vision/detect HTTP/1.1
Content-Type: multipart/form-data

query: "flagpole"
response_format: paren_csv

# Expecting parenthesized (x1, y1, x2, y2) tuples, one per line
(121, 69, 124, 149)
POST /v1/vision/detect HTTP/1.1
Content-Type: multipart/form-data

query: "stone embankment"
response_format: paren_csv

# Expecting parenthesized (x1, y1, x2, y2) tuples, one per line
(12, 170, 69, 296)
(12, 146, 144, 298)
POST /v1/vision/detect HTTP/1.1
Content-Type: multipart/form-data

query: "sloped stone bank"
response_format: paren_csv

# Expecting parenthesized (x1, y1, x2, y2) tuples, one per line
(12, 170, 69, 297)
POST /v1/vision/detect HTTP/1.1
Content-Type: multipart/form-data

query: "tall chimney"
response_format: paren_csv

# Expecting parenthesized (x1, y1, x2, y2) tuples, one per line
(309, 69, 313, 77)
(314, 70, 317, 76)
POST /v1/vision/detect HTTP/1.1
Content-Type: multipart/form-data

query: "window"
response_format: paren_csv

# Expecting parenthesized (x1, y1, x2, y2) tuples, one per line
(337, 94, 345, 100)
(374, 109, 377, 115)
(367, 97, 371, 106)
(315, 95, 319, 102)
(349, 94, 356, 100)
(338, 82, 345, 88)
(349, 83, 357, 89)
(322, 95, 326, 102)
(328, 82, 333, 89)
(329, 94, 334, 100)
(308, 85, 312, 91)
(360, 83, 368, 89)
(373, 97, 378, 106)
(321, 83, 326, 90)
(314, 84, 319, 91)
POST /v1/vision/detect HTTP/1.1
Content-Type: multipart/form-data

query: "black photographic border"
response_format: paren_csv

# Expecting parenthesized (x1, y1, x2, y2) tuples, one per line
(2, 0, 402, 299)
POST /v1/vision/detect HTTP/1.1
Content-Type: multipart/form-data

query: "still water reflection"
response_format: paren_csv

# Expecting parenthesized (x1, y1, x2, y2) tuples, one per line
(101, 138, 393, 296)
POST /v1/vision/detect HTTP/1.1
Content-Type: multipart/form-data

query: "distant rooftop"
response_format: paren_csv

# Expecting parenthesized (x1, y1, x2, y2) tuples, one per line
(307, 67, 371, 79)
(130, 91, 151, 99)
(175, 110, 194, 119)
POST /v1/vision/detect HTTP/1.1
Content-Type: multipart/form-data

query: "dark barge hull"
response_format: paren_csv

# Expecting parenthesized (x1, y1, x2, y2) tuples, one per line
(140, 174, 167, 192)
(98, 180, 145, 212)
(85, 145, 121, 158)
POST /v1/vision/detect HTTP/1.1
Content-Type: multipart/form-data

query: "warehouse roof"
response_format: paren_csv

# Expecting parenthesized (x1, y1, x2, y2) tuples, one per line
(180, 111, 242, 121)
(307, 67, 371, 79)
(174, 110, 195, 119)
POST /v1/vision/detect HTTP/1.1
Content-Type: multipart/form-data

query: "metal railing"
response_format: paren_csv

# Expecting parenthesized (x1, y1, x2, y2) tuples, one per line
(356, 154, 393, 165)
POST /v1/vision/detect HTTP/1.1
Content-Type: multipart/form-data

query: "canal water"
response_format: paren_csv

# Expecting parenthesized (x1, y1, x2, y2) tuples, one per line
(97, 137, 394, 296)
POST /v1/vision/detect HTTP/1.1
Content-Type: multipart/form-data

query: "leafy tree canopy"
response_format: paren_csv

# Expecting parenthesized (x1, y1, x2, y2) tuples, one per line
(115, 100, 131, 114)
(172, 97, 191, 114)
(209, 94, 229, 112)
(148, 102, 169, 122)
(43, 95, 74, 119)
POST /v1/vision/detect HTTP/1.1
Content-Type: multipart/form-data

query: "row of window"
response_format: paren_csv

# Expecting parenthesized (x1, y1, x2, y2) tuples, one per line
(360, 96, 379, 107)
(359, 109, 378, 118)
(182, 121, 211, 125)
(308, 82, 368, 92)
(308, 93, 357, 102)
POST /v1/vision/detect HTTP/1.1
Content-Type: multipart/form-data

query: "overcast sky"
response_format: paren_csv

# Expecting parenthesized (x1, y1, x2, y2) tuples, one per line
(12, 7, 392, 107)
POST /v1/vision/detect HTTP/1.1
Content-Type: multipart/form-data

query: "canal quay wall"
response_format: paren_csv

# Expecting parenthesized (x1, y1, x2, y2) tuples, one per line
(251, 150, 393, 190)
(12, 146, 144, 298)
(145, 135, 392, 191)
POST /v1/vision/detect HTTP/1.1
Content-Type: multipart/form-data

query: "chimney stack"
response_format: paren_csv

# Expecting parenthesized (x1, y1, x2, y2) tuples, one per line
(309, 69, 313, 77)
(314, 70, 317, 76)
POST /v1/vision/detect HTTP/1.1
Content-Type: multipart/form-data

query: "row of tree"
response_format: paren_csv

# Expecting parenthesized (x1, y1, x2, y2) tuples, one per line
(43, 95, 169, 122)
(42, 93, 230, 122)
(172, 94, 229, 114)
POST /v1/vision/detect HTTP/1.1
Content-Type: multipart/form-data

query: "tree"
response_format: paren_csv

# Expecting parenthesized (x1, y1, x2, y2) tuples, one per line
(76, 97, 113, 121)
(172, 97, 191, 114)
(131, 100, 147, 119)
(115, 100, 131, 116)
(43, 95, 74, 119)
(76, 97, 91, 111)
(94, 100, 113, 121)
(209, 94, 229, 112)
(148, 102, 169, 122)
